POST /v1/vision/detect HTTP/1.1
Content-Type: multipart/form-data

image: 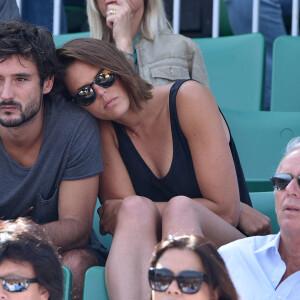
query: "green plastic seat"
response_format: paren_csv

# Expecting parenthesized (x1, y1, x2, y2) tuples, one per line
(62, 266, 72, 300)
(270, 35, 300, 111)
(222, 109, 300, 192)
(250, 191, 279, 233)
(83, 266, 108, 300)
(220, 0, 233, 36)
(53, 31, 90, 48)
(193, 33, 265, 111)
(93, 200, 113, 250)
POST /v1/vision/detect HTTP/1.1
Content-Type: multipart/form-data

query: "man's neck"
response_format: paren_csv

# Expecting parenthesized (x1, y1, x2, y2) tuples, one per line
(279, 231, 300, 281)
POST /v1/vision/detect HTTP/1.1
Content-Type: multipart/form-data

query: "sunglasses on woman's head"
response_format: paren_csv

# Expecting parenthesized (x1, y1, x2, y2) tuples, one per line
(148, 268, 208, 294)
(0, 276, 38, 292)
(72, 69, 117, 106)
(270, 173, 300, 190)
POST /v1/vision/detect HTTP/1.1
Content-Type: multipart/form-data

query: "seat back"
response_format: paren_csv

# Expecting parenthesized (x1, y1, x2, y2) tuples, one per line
(53, 31, 90, 48)
(93, 200, 113, 250)
(250, 191, 279, 233)
(193, 33, 265, 111)
(220, 0, 233, 36)
(222, 109, 300, 192)
(83, 266, 109, 300)
(270, 35, 300, 111)
(62, 266, 72, 300)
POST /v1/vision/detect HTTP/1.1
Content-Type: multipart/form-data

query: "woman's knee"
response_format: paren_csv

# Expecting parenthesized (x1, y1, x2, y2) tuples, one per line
(162, 196, 195, 219)
(117, 195, 159, 227)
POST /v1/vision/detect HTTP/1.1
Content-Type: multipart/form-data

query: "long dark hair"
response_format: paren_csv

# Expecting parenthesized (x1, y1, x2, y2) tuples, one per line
(56, 38, 153, 111)
(150, 235, 238, 300)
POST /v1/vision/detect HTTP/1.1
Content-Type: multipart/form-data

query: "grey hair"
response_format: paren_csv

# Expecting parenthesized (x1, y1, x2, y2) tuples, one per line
(284, 137, 300, 156)
(86, 0, 172, 41)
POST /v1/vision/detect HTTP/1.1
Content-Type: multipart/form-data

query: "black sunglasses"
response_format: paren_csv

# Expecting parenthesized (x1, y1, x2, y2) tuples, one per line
(72, 69, 117, 106)
(148, 268, 208, 294)
(0, 276, 38, 292)
(270, 173, 300, 190)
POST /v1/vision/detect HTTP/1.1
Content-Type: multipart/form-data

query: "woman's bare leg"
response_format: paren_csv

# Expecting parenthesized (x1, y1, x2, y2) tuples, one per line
(105, 196, 161, 300)
(161, 196, 245, 248)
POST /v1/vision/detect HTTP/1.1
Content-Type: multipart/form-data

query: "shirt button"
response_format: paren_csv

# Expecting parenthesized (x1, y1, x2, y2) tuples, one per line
(277, 296, 282, 299)
(170, 67, 174, 75)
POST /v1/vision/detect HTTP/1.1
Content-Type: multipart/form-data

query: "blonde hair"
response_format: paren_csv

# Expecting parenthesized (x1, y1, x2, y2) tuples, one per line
(86, 0, 172, 41)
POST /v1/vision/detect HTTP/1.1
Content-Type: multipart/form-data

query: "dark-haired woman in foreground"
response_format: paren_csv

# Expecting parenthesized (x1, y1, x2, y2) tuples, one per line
(0, 218, 63, 300)
(149, 234, 238, 300)
(56, 38, 271, 299)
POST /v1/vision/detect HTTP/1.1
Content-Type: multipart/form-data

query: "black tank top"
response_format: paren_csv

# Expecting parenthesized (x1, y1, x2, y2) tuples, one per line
(113, 80, 251, 206)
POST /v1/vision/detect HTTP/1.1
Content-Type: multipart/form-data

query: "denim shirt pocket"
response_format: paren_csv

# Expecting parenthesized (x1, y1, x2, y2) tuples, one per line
(32, 187, 59, 224)
(150, 64, 190, 85)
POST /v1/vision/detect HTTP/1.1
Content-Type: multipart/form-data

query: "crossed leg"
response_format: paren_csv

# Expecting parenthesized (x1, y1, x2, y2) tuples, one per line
(105, 195, 244, 300)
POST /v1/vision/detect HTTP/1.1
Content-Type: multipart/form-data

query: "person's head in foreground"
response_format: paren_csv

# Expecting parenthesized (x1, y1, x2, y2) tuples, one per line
(270, 136, 300, 233)
(56, 37, 153, 115)
(149, 235, 238, 300)
(0, 218, 63, 300)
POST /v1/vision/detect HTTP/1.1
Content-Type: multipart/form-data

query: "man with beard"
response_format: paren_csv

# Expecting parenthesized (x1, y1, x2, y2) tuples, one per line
(0, 21, 107, 300)
(219, 137, 300, 299)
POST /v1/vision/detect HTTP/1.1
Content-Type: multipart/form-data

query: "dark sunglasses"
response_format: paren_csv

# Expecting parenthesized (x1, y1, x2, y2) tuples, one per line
(72, 69, 117, 106)
(148, 268, 208, 294)
(0, 276, 38, 292)
(270, 173, 300, 190)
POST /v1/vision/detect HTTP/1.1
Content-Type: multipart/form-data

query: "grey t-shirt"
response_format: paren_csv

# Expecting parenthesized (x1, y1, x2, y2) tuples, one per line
(0, 95, 103, 223)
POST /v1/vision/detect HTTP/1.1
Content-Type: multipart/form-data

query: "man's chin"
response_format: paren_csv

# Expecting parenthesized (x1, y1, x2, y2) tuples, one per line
(0, 118, 25, 128)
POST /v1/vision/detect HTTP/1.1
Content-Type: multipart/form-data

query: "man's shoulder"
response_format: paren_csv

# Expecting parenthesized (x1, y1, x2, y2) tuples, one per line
(219, 234, 278, 255)
(45, 95, 91, 117)
(44, 95, 96, 128)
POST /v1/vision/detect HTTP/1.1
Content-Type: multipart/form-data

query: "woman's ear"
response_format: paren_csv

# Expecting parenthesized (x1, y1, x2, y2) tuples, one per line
(39, 285, 50, 300)
(211, 287, 219, 300)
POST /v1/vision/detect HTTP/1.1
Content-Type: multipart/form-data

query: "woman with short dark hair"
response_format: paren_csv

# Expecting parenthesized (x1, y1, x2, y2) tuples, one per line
(56, 37, 268, 299)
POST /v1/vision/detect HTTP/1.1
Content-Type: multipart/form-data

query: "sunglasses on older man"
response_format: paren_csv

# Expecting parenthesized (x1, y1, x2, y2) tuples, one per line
(270, 173, 300, 190)
(0, 276, 38, 292)
(148, 268, 208, 294)
(72, 69, 117, 106)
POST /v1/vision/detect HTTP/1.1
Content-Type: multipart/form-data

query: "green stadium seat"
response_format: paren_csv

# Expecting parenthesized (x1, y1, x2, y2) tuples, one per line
(53, 31, 90, 48)
(193, 33, 265, 111)
(83, 266, 108, 300)
(250, 191, 279, 233)
(222, 109, 300, 192)
(62, 266, 72, 300)
(270, 35, 300, 111)
(220, 0, 233, 36)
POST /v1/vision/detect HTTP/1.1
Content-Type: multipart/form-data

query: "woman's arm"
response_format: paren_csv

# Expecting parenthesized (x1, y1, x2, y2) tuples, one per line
(98, 120, 135, 202)
(176, 80, 240, 226)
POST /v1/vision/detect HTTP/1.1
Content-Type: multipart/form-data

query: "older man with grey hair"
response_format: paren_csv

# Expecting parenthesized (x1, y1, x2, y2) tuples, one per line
(219, 137, 300, 299)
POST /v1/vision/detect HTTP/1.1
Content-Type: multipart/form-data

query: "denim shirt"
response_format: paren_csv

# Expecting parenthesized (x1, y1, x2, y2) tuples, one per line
(134, 30, 210, 88)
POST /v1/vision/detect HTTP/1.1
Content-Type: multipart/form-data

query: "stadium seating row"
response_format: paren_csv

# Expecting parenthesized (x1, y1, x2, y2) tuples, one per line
(53, 32, 300, 113)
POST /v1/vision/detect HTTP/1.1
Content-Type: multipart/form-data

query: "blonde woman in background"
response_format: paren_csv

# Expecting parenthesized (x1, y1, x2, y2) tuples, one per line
(86, 0, 210, 87)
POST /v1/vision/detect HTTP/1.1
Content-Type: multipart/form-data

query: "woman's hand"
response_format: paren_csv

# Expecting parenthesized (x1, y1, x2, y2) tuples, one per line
(238, 203, 273, 236)
(98, 199, 122, 235)
(105, 0, 134, 53)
